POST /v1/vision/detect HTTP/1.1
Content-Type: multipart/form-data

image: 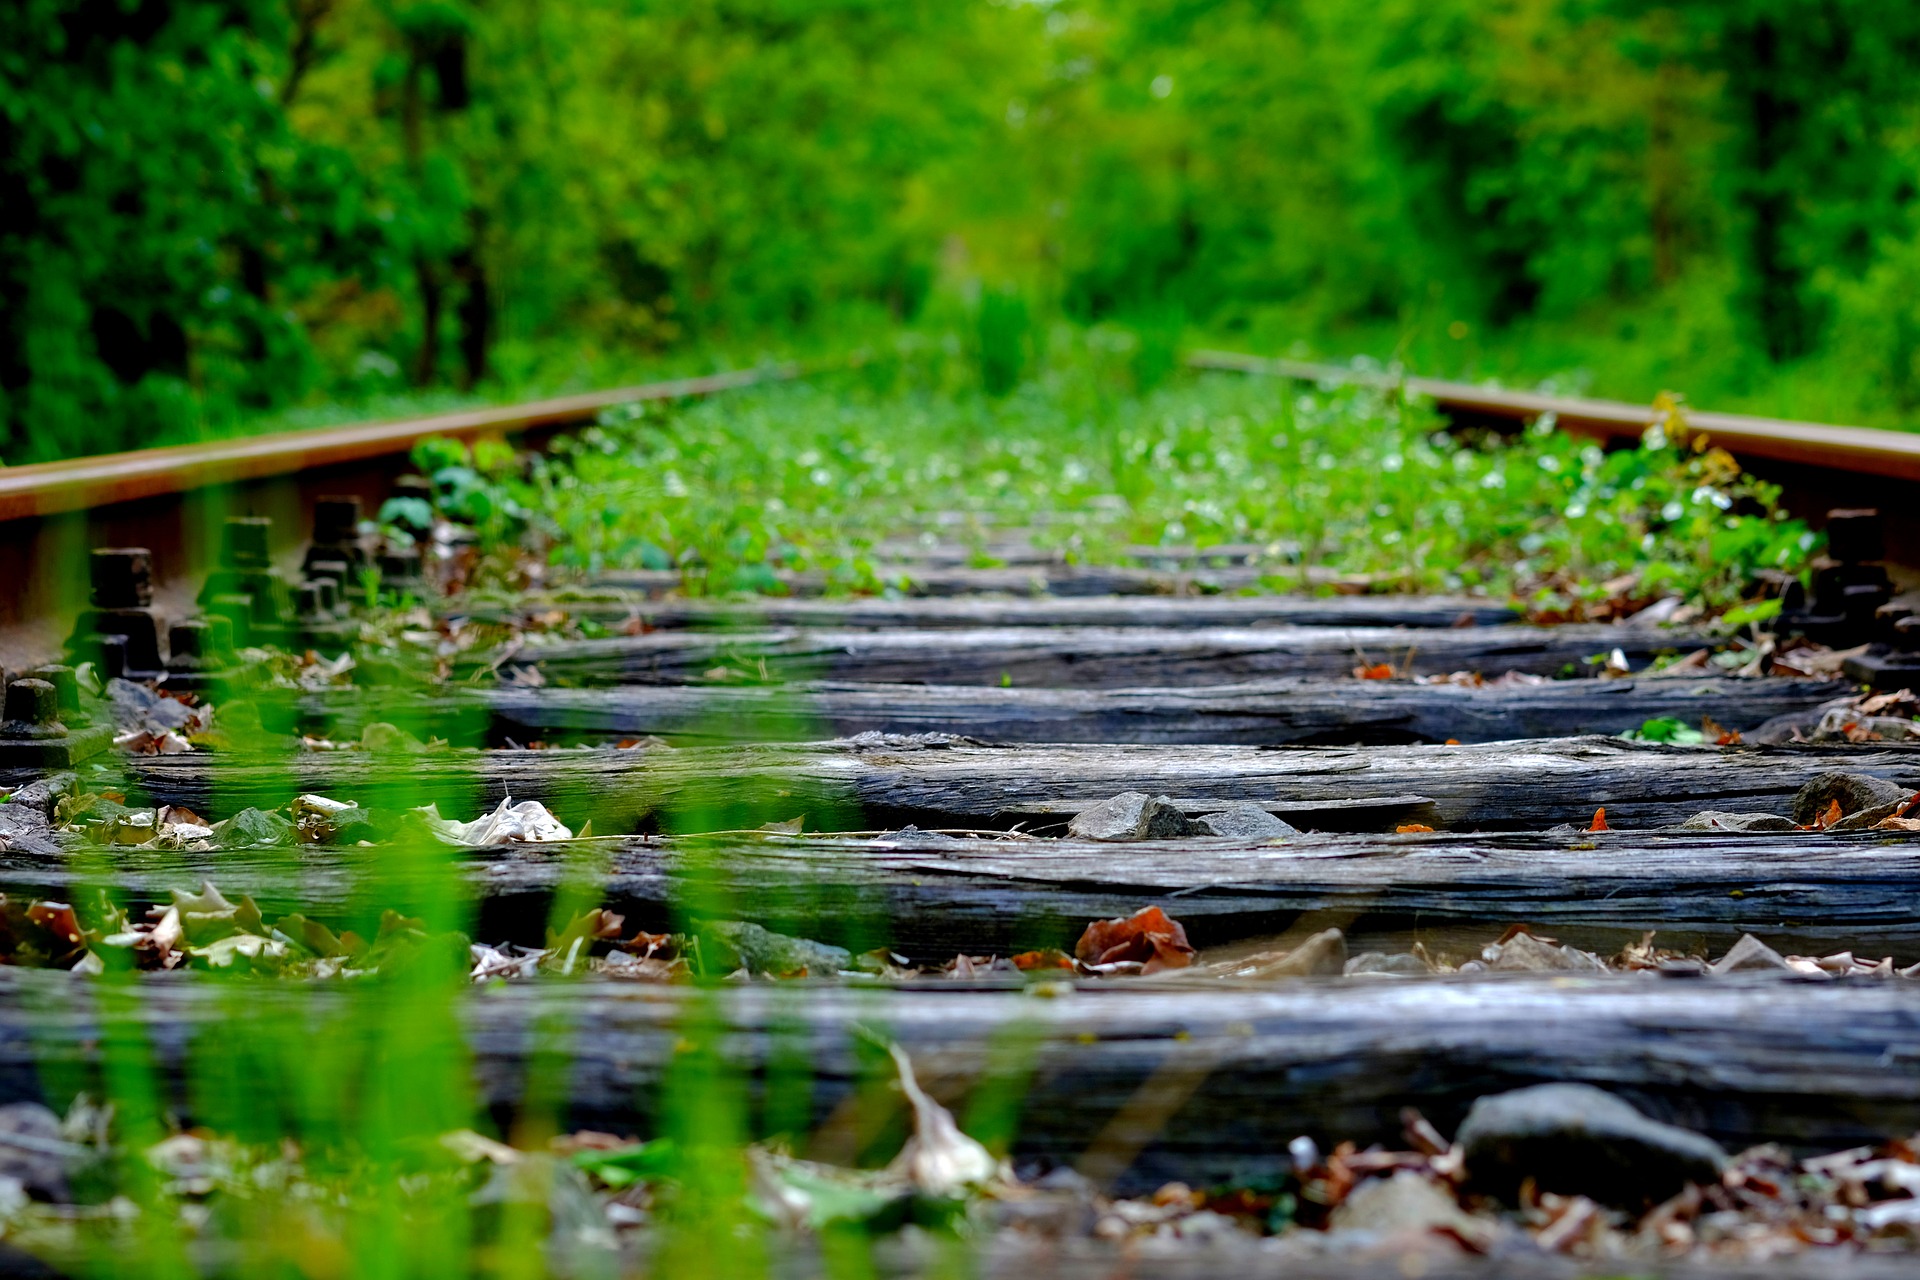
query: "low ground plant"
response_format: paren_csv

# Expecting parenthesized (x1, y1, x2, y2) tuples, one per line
(502, 334, 1810, 616)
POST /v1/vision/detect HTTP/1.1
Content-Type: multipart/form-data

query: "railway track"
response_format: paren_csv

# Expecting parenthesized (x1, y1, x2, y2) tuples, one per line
(2, 355, 1920, 1273)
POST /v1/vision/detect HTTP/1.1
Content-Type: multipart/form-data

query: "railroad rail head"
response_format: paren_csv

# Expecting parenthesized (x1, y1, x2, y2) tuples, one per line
(0, 362, 806, 645)
(1189, 348, 1920, 583)
(1187, 349, 1920, 484)
(0, 363, 802, 525)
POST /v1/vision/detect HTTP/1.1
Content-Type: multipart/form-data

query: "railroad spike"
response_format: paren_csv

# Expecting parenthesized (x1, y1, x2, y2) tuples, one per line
(0, 675, 112, 767)
(304, 496, 370, 596)
(162, 618, 242, 695)
(66, 545, 167, 679)
(1778, 507, 1892, 647)
(197, 516, 294, 646)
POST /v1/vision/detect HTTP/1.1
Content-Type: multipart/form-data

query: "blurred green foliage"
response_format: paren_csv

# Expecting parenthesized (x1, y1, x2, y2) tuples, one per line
(7, 0, 1920, 461)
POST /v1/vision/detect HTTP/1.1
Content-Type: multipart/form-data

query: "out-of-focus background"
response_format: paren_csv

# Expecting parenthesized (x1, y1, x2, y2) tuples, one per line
(6, 0, 1920, 463)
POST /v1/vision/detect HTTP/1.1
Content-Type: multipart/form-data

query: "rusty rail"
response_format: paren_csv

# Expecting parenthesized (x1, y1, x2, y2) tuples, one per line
(1189, 350, 1920, 484)
(0, 363, 804, 525)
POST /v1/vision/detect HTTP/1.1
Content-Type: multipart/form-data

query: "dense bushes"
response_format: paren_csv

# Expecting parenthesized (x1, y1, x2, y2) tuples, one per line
(6, 0, 1920, 460)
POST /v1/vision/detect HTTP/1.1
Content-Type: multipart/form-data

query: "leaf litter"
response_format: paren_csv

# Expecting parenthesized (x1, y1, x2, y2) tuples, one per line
(19, 1056, 1920, 1271)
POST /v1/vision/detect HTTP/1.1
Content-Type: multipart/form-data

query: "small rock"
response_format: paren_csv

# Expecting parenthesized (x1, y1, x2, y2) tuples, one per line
(1710, 934, 1791, 975)
(216, 807, 294, 849)
(1345, 951, 1431, 976)
(1227, 928, 1347, 978)
(1330, 1170, 1473, 1236)
(1456, 1082, 1728, 1208)
(0, 1103, 75, 1201)
(1815, 707, 1920, 743)
(841, 732, 977, 750)
(704, 921, 851, 977)
(1, 774, 75, 820)
(870, 825, 963, 848)
(0, 806, 59, 857)
(1193, 803, 1298, 839)
(1484, 931, 1607, 973)
(1836, 795, 1920, 831)
(470, 1153, 614, 1254)
(1067, 792, 1197, 841)
(1678, 811, 1796, 833)
(1792, 772, 1909, 826)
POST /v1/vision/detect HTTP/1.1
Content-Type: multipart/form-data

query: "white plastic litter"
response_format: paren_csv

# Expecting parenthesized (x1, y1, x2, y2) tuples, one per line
(414, 795, 572, 846)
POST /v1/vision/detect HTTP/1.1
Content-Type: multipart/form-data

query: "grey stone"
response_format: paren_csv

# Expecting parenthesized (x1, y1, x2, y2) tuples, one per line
(1344, 951, 1431, 976)
(470, 1154, 614, 1254)
(1792, 772, 1909, 826)
(1229, 928, 1348, 979)
(871, 825, 963, 848)
(1457, 1082, 1728, 1208)
(841, 732, 977, 751)
(1067, 792, 1197, 841)
(705, 921, 851, 976)
(1329, 1170, 1472, 1235)
(1483, 931, 1607, 973)
(1710, 933, 1791, 975)
(1, 774, 75, 819)
(1836, 795, 1920, 831)
(1678, 811, 1796, 833)
(216, 808, 295, 849)
(0, 1103, 77, 1201)
(0, 806, 59, 856)
(1194, 803, 1299, 839)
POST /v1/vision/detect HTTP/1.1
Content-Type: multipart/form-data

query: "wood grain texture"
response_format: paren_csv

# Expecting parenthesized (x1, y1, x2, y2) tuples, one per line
(11, 829, 1920, 959)
(113, 736, 1920, 834)
(456, 593, 1523, 631)
(593, 564, 1291, 598)
(3, 971, 1917, 1193)
(487, 623, 1710, 687)
(287, 676, 1851, 747)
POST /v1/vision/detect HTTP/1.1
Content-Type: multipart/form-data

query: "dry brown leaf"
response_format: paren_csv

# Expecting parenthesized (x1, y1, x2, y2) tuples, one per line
(1075, 905, 1194, 974)
(1807, 798, 1844, 831)
(1701, 716, 1741, 746)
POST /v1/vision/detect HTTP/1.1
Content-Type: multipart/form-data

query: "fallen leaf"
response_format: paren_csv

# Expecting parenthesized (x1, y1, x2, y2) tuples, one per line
(1701, 716, 1741, 746)
(440, 1130, 522, 1165)
(885, 1043, 1000, 1195)
(1808, 798, 1844, 831)
(1587, 807, 1609, 832)
(1496, 924, 1558, 946)
(1010, 949, 1074, 971)
(25, 902, 85, 952)
(1075, 905, 1195, 974)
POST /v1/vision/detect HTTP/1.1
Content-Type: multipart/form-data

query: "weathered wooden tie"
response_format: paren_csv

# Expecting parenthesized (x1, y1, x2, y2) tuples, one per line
(15, 829, 1920, 959)
(482, 622, 1714, 687)
(4, 972, 1917, 1194)
(457, 592, 1522, 631)
(110, 737, 1920, 833)
(287, 675, 1848, 747)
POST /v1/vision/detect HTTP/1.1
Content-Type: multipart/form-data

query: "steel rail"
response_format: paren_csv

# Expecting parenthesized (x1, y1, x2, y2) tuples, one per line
(1189, 349, 1920, 483)
(0, 363, 803, 525)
